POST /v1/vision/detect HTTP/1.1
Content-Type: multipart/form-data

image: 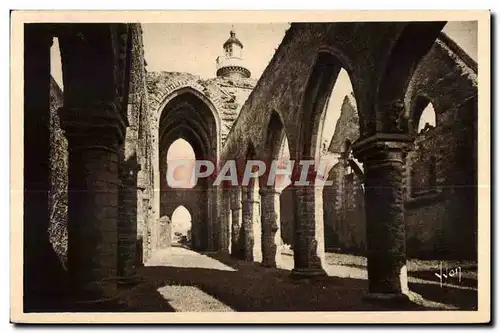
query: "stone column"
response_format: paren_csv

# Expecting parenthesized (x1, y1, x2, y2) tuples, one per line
(259, 186, 281, 267)
(230, 187, 244, 259)
(204, 186, 214, 251)
(292, 184, 326, 277)
(219, 188, 231, 253)
(352, 133, 411, 299)
(60, 102, 126, 306)
(241, 181, 261, 261)
(23, 25, 61, 305)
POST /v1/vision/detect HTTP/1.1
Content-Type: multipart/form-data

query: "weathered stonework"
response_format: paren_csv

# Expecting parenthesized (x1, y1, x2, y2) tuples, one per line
(323, 32, 478, 260)
(328, 94, 360, 154)
(48, 76, 68, 269)
(259, 186, 282, 267)
(146, 71, 256, 144)
(27, 21, 479, 310)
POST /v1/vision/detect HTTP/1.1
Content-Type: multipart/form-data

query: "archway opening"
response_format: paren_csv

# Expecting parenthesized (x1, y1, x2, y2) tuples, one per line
(319, 69, 358, 176)
(171, 205, 192, 246)
(166, 138, 196, 189)
(296, 52, 366, 270)
(417, 102, 437, 133)
(277, 135, 294, 253)
(318, 69, 366, 256)
(157, 91, 220, 253)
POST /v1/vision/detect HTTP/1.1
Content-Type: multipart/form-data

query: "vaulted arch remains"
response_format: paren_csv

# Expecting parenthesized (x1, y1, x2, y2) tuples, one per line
(155, 88, 221, 252)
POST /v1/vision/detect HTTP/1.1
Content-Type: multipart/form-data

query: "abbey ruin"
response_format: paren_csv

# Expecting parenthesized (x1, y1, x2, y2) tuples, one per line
(23, 21, 478, 312)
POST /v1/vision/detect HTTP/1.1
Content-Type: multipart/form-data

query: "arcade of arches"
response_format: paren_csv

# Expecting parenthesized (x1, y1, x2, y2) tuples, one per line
(24, 22, 478, 311)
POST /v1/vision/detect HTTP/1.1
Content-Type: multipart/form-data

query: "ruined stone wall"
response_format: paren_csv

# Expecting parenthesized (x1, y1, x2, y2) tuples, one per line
(324, 33, 478, 259)
(322, 162, 366, 254)
(48, 76, 68, 269)
(126, 24, 156, 263)
(404, 33, 477, 259)
(328, 94, 360, 154)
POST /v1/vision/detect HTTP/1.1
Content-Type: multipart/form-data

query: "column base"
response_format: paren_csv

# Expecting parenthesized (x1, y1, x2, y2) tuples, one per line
(117, 274, 144, 288)
(291, 267, 327, 278)
(260, 262, 277, 268)
(363, 292, 410, 304)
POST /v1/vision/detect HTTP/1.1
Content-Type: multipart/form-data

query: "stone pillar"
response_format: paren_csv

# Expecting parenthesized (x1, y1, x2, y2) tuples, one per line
(219, 188, 231, 253)
(352, 134, 411, 299)
(204, 186, 214, 251)
(230, 187, 244, 259)
(259, 186, 281, 267)
(241, 180, 261, 261)
(23, 25, 62, 305)
(59, 102, 126, 306)
(292, 184, 326, 277)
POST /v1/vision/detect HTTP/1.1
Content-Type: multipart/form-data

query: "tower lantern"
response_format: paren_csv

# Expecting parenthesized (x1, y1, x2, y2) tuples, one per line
(216, 27, 251, 79)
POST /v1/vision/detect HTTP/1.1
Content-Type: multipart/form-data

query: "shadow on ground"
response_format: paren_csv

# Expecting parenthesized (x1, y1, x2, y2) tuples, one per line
(26, 247, 478, 312)
(113, 249, 474, 312)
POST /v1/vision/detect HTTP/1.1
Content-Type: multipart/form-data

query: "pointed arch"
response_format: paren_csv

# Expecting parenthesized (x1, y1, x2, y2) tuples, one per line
(157, 86, 221, 163)
(264, 110, 286, 161)
(412, 95, 437, 134)
(298, 51, 361, 165)
(376, 21, 446, 133)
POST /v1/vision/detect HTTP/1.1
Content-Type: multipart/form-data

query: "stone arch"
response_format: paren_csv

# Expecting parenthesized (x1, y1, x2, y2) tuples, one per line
(376, 21, 447, 133)
(171, 205, 193, 245)
(259, 110, 288, 185)
(263, 110, 286, 159)
(156, 88, 220, 252)
(156, 86, 221, 163)
(165, 138, 197, 189)
(411, 95, 437, 134)
(291, 51, 362, 276)
(298, 51, 360, 165)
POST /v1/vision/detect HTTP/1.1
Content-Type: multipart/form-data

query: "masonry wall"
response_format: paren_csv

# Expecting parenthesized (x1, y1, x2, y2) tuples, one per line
(404, 33, 477, 260)
(121, 24, 156, 264)
(48, 76, 68, 269)
(323, 163, 366, 254)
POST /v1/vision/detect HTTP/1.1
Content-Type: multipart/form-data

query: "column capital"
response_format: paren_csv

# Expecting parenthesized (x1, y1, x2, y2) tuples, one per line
(352, 133, 413, 165)
(58, 101, 127, 150)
